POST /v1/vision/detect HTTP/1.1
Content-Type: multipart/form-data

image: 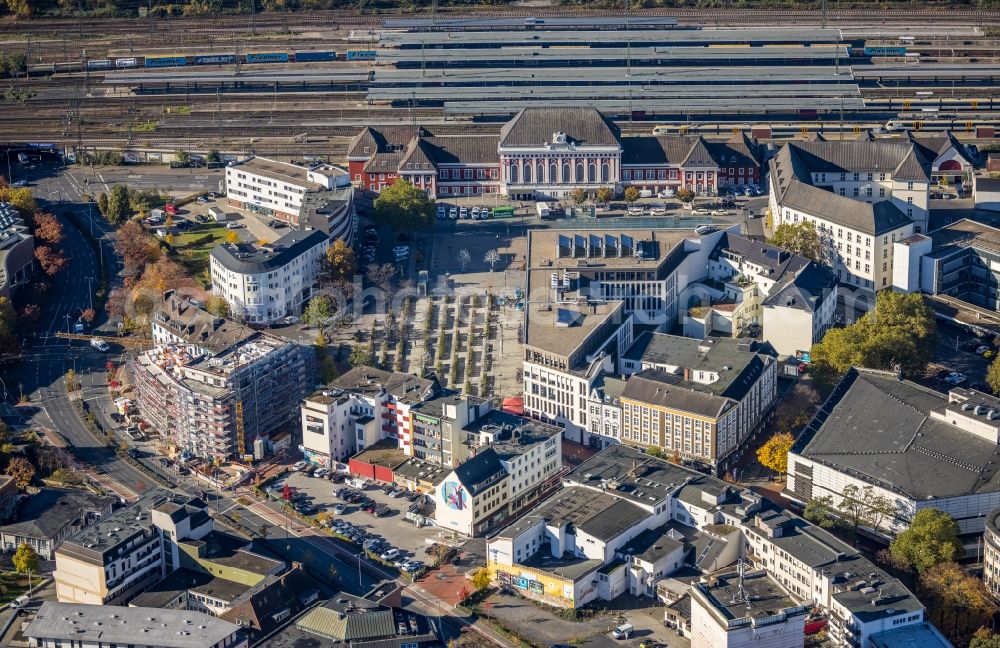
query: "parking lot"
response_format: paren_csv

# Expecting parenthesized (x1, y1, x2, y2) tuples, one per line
(275, 471, 444, 562)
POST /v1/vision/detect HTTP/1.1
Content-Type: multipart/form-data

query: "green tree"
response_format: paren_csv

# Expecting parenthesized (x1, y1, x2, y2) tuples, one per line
(349, 343, 373, 367)
(890, 508, 963, 573)
(769, 221, 822, 262)
(987, 356, 1000, 395)
(325, 239, 357, 281)
(810, 291, 937, 392)
(623, 186, 640, 204)
(106, 184, 131, 224)
(970, 628, 1000, 648)
(12, 543, 38, 576)
(755, 432, 793, 477)
(0, 295, 16, 352)
(205, 295, 230, 318)
(596, 187, 614, 203)
(372, 179, 434, 233)
(303, 295, 334, 327)
(97, 192, 109, 217)
(835, 484, 896, 540)
(206, 149, 221, 164)
(804, 495, 839, 529)
(174, 150, 189, 165)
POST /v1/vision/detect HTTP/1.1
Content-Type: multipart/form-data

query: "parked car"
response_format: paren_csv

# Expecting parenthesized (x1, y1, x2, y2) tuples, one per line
(944, 372, 967, 385)
(333, 503, 347, 515)
(692, 208, 710, 216)
(380, 548, 400, 561)
(401, 560, 425, 572)
(471, 207, 481, 219)
(627, 206, 644, 215)
(226, 222, 242, 230)
(459, 207, 469, 219)
(656, 189, 675, 198)
(977, 345, 991, 356)
(449, 207, 458, 219)
(649, 204, 667, 216)
(283, 316, 300, 325)
(292, 461, 308, 471)
(712, 209, 729, 216)
(437, 206, 447, 219)
(611, 624, 633, 640)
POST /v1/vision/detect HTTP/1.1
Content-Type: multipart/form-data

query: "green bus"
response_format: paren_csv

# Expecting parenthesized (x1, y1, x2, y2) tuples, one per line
(492, 205, 515, 218)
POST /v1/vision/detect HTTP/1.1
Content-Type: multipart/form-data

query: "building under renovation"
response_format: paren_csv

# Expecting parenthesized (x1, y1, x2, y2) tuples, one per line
(131, 291, 312, 461)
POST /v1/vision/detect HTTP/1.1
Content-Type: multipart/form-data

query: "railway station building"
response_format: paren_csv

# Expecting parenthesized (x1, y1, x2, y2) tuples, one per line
(348, 108, 761, 200)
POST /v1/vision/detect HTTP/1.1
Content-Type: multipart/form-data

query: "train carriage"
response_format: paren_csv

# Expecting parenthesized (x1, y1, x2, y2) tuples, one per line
(293, 51, 336, 62)
(194, 54, 237, 65)
(144, 55, 188, 68)
(245, 52, 289, 64)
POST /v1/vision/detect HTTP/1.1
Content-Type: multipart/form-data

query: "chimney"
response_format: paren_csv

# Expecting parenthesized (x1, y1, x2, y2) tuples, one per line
(683, 367, 691, 381)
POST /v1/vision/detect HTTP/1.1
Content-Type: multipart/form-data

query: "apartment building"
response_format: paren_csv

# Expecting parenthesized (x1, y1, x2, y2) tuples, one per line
(209, 230, 328, 325)
(787, 368, 1000, 537)
(0, 202, 34, 300)
(618, 333, 778, 476)
(133, 292, 311, 461)
(0, 488, 115, 560)
(689, 570, 807, 648)
(769, 141, 931, 297)
(54, 491, 212, 605)
(300, 367, 442, 468)
(25, 602, 247, 648)
(225, 156, 355, 242)
(985, 508, 1000, 601)
(349, 110, 760, 200)
(701, 233, 838, 356)
(744, 510, 948, 648)
(434, 414, 563, 536)
(893, 219, 1000, 312)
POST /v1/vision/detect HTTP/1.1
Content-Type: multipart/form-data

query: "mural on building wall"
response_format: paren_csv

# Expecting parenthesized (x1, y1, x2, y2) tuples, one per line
(442, 481, 467, 510)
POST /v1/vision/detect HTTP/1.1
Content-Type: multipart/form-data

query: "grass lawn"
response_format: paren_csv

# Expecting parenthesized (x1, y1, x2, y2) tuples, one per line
(171, 222, 229, 286)
(0, 572, 32, 606)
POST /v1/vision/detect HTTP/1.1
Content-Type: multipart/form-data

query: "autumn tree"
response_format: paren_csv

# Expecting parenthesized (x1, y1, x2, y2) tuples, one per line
(596, 187, 614, 203)
(970, 628, 1000, 648)
(35, 245, 67, 276)
(773, 382, 821, 434)
(755, 432, 793, 477)
(570, 188, 587, 205)
(769, 221, 822, 262)
(0, 181, 35, 213)
(32, 211, 63, 246)
(225, 230, 240, 244)
(12, 543, 38, 577)
(5, 456, 35, 489)
(325, 239, 357, 281)
(890, 508, 963, 573)
(205, 295, 230, 318)
(471, 567, 492, 593)
(623, 186, 640, 204)
(372, 179, 434, 233)
(80, 308, 96, 323)
(115, 221, 159, 277)
(97, 192, 109, 217)
(810, 291, 937, 393)
(920, 562, 996, 646)
(675, 187, 694, 203)
(106, 184, 131, 224)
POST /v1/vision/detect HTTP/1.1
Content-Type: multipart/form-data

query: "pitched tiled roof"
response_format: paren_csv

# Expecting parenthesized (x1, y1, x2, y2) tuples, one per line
(622, 369, 730, 418)
(499, 107, 620, 148)
(453, 447, 506, 496)
(762, 262, 837, 314)
(348, 126, 422, 159)
(779, 180, 911, 235)
(711, 232, 810, 283)
(782, 141, 931, 180)
(708, 134, 760, 169)
(364, 151, 407, 174)
(420, 136, 499, 165)
(621, 135, 710, 166)
(908, 131, 971, 165)
(219, 566, 318, 634)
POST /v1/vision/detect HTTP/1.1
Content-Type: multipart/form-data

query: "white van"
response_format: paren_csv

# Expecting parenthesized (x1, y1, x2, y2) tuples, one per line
(9, 595, 29, 609)
(611, 624, 633, 640)
(90, 338, 110, 352)
(638, 189, 653, 198)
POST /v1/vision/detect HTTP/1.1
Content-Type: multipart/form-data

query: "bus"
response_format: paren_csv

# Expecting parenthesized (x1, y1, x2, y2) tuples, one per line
(492, 205, 515, 218)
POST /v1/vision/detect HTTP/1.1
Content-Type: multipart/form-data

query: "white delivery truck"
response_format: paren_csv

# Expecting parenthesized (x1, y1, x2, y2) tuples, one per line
(536, 202, 551, 219)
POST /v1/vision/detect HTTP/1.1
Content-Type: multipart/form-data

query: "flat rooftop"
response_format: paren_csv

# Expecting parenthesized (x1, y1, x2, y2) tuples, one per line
(522, 299, 623, 360)
(463, 409, 561, 459)
(697, 571, 801, 623)
(379, 27, 841, 46)
(928, 218, 1000, 259)
(25, 602, 240, 648)
(496, 485, 646, 544)
(130, 568, 250, 609)
(376, 45, 849, 64)
(228, 156, 346, 191)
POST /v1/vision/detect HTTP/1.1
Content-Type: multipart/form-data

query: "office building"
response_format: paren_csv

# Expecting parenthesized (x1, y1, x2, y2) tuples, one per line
(768, 141, 931, 296)
(984, 508, 1000, 601)
(621, 132, 761, 195)
(224, 156, 355, 242)
(25, 602, 247, 648)
(618, 333, 778, 475)
(209, 230, 329, 325)
(133, 291, 311, 461)
(787, 368, 1000, 536)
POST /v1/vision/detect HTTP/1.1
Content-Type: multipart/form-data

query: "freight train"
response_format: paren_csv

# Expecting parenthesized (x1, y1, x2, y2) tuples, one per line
(28, 50, 379, 75)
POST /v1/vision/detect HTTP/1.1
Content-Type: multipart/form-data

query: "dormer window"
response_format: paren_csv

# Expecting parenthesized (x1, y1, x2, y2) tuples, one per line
(552, 132, 567, 144)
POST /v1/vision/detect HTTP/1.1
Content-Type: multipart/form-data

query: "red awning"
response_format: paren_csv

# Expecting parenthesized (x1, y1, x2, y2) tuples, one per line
(502, 396, 524, 416)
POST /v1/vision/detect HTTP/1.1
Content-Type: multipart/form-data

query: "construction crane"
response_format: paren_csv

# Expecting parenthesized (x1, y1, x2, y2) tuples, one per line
(55, 332, 153, 347)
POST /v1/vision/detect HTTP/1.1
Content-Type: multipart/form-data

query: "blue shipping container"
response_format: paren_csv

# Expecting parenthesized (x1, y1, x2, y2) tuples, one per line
(245, 52, 289, 64)
(346, 50, 377, 61)
(294, 51, 336, 62)
(145, 56, 188, 67)
(863, 46, 906, 56)
(194, 54, 236, 65)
